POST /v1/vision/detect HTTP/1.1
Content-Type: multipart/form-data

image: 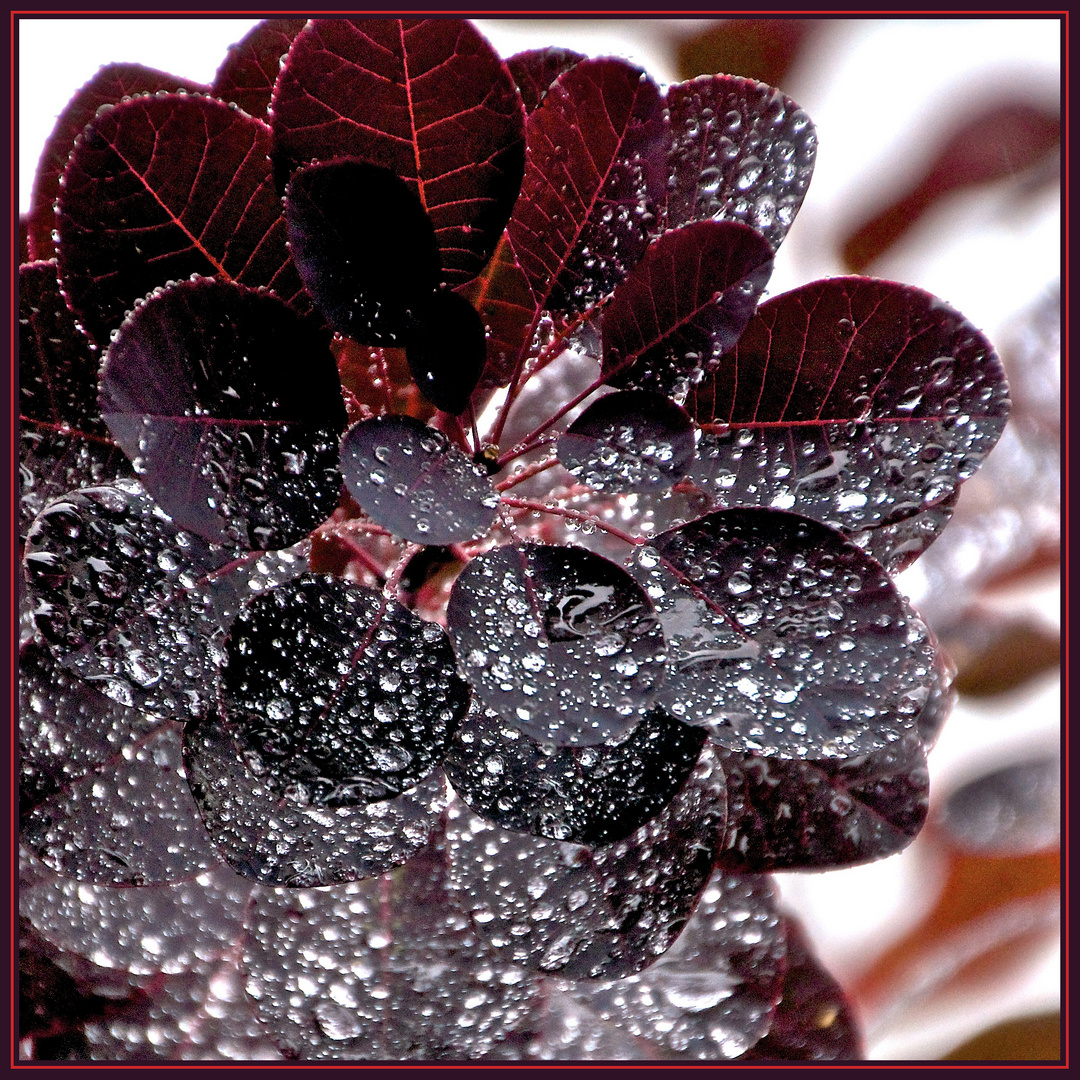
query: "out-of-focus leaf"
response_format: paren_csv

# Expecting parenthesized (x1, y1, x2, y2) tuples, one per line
(842, 101, 1060, 273)
(210, 18, 307, 118)
(271, 17, 525, 286)
(55, 94, 303, 346)
(507, 47, 587, 113)
(101, 278, 346, 549)
(675, 19, 823, 88)
(26, 63, 206, 262)
(943, 1013, 1061, 1061)
(945, 614, 1060, 698)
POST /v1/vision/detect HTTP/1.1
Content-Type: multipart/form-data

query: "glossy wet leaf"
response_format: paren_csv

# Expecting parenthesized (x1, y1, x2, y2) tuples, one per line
(340, 415, 500, 545)
(26, 63, 206, 261)
(271, 17, 525, 286)
(184, 716, 449, 885)
(556, 389, 696, 494)
(647, 509, 938, 759)
(447, 743, 726, 979)
(284, 159, 441, 346)
(444, 699, 705, 846)
(23, 481, 307, 719)
(506, 57, 666, 315)
(19, 262, 129, 538)
(19, 642, 222, 885)
(210, 18, 307, 119)
(404, 288, 487, 414)
(663, 74, 817, 251)
(686, 278, 1010, 549)
(446, 542, 667, 746)
(55, 93, 303, 346)
(506, 47, 587, 114)
(101, 278, 346, 549)
(600, 221, 774, 396)
(219, 575, 469, 806)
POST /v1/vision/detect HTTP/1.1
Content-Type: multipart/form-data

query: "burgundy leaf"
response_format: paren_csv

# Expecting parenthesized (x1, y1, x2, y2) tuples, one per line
(219, 576, 470, 806)
(507, 47, 587, 113)
(600, 221, 774, 395)
(26, 63, 206, 262)
(686, 278, 1010, 548)
(663, 74, 817, 251)
(100, 278, 346, 550)
(340, 415, 500, 545)
(183, 714, 449, 885)
(23, 481, 307, 719)
(648, 509, 938, 759)
(556, 389, 696, 493)
(676, 19, 823, 88)
(271, 17, 525, 286)
(19, 641, 222, 885)
(210, 18, 308, 119)
(446, 542, 667, 746)
(506, 57, 666, 315)
(285, 158, 441, 346)
(19, 262, 130, 537)
(444, 699, 705, 846)
(55, 93, 303, 347)
(404, 288, 487, 414)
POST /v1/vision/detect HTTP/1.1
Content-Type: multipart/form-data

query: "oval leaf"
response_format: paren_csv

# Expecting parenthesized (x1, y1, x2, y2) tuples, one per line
(219, 575, 470, 806)
(210, 18, 308, 119)
(446, 543, 667, 746)
(271, 17, 525, 285)
(507, 47, 587, 114)
(339, 415, 499, 545)
(100, 278, 346, 550)
(404, 288, 486, 414)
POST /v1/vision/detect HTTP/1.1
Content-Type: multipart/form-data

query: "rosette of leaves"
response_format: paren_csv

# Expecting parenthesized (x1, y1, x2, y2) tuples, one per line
(19, 17, 1009, 1061)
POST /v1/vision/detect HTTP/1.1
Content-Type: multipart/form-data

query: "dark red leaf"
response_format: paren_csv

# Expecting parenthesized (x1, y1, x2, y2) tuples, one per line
(210, 18, 308, 119)
(404, 289, 487, 414)
(271, 17, 525, 286)
(446, 542, 667, 746)
(26, 63, 206, 262)
(676, 19, 823, 88)
(686, 278, 1010, 548)
(664, 74, 816, 251)
(506, 57, 666, 315)
(55, 93, 303, 347)
(507, 47, 587, 113)
(600, 221, 774, 395)
(340, 415, 499, 545)
(101, 279, 346, 550)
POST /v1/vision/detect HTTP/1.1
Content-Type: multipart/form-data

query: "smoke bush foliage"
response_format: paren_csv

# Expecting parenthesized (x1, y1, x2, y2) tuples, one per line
(19, 17, 1009, 1061)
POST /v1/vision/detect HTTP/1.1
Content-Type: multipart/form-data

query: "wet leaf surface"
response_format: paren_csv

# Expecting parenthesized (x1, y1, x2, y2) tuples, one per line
(444, 699, 705, 846)
(601, 221, 774, 396)
(447, 542, 667, 746)
(55, 93, 303, 346)
(686, 278, 1010, 548)
(647, 509, 938, 759)
(101, 279, 346, 549)
(403, 289, 487, 414)
(506, 57, 666, 315)
(271, 17, 525, 286)
(219, 576, 470, 806)
(340, 415, 500, 545)
(211, 18, 307, 119)
(23, 481, 307, 719)
(556, 390, 696, 494)
(184, 716, 449, 885)
(506, 47, 587, 114)
(663, 74, 816, 251)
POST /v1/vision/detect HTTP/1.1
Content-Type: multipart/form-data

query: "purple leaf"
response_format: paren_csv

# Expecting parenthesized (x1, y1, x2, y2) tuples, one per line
(506, 57, 666, 315)
(26, 63, 206, 262)
(340, 415, 499, 545)
(600, 221, 774, 395)
(101, 278, 346, 549)
(648, 509, 938, 759)
(506, 47, 587, 114)
(183, 715, 449, 885)
(556, 389, 696, 493)
(284, 159, 441, 346)
(218, 576, 470, 805)
(19, 642, 222, 885)
(446, 543, 667, 746)
(663, 75, 817, 251)
(686, 278, 1010, 549)
(19, 262, 130, 537)
(271, 17, 525, 286)
(210, 18, 307, 119)
(55, 93, 303, 347)
(404, 288, 487, 414)
(444, 699, 705, 846)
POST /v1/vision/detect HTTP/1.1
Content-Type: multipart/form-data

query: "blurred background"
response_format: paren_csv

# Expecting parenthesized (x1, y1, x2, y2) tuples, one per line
(18, 16, 1062, 1061)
